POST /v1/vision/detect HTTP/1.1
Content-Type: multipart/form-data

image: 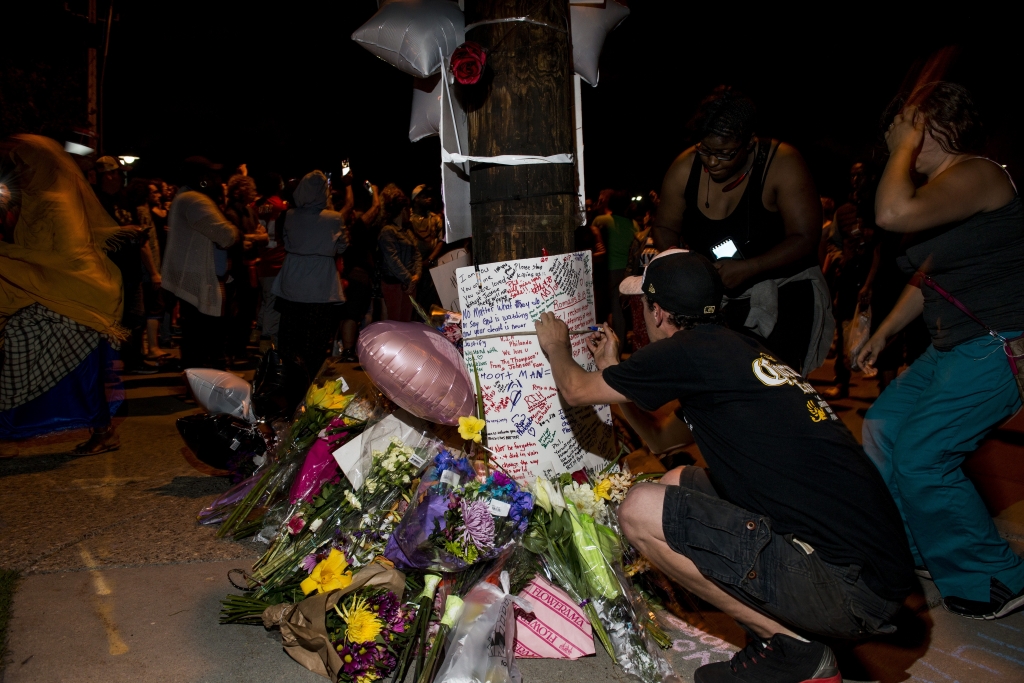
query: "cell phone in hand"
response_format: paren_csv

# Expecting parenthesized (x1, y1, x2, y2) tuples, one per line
(711, 238, 743, 260)
(364, 180, 373, 194)
(341, 159, 351, 176)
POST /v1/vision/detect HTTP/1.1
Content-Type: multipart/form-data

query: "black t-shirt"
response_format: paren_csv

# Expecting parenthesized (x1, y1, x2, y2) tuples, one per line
(603, 324, 915, 602)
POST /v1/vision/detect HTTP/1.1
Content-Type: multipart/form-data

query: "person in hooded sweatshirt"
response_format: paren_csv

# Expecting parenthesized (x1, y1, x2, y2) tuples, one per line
(272, 170, 349, 377)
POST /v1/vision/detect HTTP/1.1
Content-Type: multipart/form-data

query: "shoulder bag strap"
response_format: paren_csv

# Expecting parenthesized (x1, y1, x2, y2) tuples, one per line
(919, 273, 1008, 344)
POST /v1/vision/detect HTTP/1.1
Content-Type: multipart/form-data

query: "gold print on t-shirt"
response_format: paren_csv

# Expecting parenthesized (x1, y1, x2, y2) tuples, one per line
(806, 400, 829, 422)
(751, 355, 816, 394)
(752, 355, 839, 422)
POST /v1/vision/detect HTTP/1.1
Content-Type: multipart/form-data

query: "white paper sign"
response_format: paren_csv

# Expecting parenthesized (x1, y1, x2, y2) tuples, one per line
(487, 499, 511, 517)
(332, 438, 366, 490)
(458, 251, 614, 481)
(430, 248, 471, 312)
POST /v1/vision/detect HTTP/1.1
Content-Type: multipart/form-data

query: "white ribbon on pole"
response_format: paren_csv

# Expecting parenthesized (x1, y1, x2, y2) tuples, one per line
(440, 150, 574, 165)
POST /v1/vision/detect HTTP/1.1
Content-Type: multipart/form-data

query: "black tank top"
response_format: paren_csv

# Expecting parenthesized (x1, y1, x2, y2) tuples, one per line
(681, 139, 814, 284)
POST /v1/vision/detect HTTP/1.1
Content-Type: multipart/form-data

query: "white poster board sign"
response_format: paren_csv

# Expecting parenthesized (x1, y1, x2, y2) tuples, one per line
(457, 251, 614, 481)
(430, 248, 471, 312)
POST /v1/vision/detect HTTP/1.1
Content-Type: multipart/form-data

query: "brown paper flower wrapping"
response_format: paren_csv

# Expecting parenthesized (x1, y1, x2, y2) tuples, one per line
(261, 560, 407, 681)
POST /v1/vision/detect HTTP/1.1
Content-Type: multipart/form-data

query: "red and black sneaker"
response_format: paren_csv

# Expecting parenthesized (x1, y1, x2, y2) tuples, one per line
(694, 634, 841, 683)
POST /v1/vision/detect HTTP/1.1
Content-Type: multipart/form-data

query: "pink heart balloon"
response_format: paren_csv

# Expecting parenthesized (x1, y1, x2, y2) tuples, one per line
(357, 321, 476, 426)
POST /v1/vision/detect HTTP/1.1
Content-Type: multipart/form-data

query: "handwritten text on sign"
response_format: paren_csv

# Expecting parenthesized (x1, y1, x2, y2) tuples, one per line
(457, 251, 614, 481)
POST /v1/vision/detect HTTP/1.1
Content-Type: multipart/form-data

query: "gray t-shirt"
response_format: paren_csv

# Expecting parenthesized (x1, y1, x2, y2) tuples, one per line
(899, 196, 1024, 350)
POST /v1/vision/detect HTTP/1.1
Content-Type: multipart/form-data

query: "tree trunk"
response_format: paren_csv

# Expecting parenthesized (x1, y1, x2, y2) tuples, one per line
(462, 0, 578, 266)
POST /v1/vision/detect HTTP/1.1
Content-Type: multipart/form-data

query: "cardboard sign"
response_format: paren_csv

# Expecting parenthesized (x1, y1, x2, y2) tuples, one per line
(457, 251, 614, 481)
(430, 248, 471, 312)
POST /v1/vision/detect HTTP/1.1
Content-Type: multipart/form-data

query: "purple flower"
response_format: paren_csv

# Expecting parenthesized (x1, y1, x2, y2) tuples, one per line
(460, 499, 495, 550)
(300, 554, 319, 573)
(491, 471, 512, 488)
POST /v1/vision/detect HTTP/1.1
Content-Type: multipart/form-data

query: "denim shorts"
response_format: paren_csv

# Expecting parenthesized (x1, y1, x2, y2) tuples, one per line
(662, 467, 902, 639)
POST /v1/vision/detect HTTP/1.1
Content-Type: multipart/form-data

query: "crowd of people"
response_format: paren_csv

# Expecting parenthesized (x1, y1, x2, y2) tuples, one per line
(542, 81, 1023, 683)
(63, 157, 454, 380)
(3, 78, 1023, 683)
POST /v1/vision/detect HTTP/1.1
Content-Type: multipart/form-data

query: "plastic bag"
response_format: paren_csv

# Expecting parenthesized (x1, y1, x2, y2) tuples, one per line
(435, 571, 533, 683)
(844, 304, 877, 377)
(185, 369, 255, 422)
(176, 412, 267, 475)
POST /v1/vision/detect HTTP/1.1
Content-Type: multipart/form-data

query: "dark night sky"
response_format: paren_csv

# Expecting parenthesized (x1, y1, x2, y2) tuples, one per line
(4, 2, 1021, 203)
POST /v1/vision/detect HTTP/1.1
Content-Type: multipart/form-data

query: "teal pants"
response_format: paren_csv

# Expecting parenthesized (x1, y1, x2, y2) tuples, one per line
(863, 333, 1024, 602)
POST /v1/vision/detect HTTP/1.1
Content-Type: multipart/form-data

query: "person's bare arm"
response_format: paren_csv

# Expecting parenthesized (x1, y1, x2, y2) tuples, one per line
(359, 185, 381, 225)
(856, 284, 925, 370)
(716, 143, 821, 289)
(338, 185, 355, 223)
(535, 314, 629, 406)
(875, 109, 1014, 232)
(651, 148, 696, 251)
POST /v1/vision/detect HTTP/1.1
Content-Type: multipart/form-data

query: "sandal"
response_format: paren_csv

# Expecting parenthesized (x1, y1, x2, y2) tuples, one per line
(72, 430, 121, 455)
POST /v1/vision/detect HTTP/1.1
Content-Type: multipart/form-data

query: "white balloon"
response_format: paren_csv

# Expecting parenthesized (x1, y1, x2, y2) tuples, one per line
(571, 0, 630, 86)
(409, 74, 442, 142)
(185, 369, 256, 423)
(352, 0, 465, 79)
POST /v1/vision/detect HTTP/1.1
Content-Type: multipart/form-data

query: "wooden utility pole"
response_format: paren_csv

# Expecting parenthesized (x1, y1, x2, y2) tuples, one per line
(463, 0, 578, 266)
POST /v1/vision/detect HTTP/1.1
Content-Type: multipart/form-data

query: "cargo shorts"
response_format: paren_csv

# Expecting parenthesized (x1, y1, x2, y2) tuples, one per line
(662, 466, 902, 639)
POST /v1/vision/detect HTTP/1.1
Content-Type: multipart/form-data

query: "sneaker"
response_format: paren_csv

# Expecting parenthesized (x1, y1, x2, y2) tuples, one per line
(943, 577, 1024, 619)
(694, 634, 840, 683)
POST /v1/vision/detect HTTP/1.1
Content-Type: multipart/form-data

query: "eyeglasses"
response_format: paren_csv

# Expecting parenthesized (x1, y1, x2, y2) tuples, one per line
(695, 144, 743, 162)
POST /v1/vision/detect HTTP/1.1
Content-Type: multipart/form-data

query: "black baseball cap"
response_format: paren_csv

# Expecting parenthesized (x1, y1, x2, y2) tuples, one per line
(619, 249, 724, 317)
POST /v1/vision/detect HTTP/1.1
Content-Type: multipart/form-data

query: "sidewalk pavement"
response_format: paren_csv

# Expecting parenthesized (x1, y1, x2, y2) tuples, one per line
(2, 359, 1023, 682)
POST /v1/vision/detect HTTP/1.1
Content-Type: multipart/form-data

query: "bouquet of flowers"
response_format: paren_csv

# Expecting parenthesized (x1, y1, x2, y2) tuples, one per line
(384, 450, 533, 572)
(245, 435, 427, 599)
(213, 373, 379, 539)
(259, 560, 416, 683)
(524, 467, 674, 682)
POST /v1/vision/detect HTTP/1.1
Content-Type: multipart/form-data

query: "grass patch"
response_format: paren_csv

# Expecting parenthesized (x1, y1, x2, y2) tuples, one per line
(0, 568, 18, 673)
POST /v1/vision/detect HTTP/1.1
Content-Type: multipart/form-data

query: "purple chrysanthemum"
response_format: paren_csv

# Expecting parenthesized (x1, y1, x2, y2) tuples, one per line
(460, 499, 495, 550)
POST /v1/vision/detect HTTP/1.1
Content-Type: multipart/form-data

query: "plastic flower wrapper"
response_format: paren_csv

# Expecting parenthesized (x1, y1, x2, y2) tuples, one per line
(434, 570, 533, 683)
(416, 553, 509, 683)
(214, 368, 381, 539)
(384, 451, 533, 572)
(259, 559, 416, 683)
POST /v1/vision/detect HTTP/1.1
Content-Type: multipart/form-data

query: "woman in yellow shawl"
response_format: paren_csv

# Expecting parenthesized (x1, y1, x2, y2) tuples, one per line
(1, 135, 126, 452)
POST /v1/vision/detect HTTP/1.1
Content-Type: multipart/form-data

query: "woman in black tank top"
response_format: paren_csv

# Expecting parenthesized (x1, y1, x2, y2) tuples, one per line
(653, 88, 823, 371)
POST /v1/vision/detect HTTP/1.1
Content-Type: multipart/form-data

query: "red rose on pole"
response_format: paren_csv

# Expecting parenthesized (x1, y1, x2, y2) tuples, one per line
(450, 41, 487, 85)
